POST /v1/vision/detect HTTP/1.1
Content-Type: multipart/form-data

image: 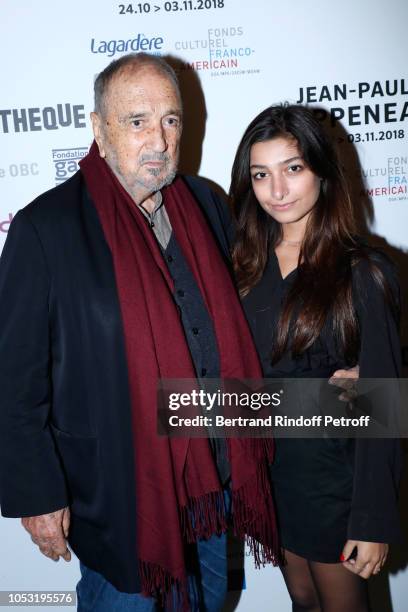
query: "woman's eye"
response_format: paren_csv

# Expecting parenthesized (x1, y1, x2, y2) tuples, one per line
(252, 172, 267, 180)
(288, 164, 303, 173)
(131, 119, 142, 128)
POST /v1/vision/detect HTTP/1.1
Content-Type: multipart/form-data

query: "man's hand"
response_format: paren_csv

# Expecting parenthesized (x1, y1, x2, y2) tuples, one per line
(340, 539, 388, 579)
(21, 507, 71, 562)
(329, 365, 359, 402)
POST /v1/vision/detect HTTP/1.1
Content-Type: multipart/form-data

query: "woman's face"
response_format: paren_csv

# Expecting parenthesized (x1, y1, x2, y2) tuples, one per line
(249, 136, 321, 228)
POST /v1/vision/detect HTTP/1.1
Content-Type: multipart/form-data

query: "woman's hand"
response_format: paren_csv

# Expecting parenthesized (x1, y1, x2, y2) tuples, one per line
(340, 540, 388, 578)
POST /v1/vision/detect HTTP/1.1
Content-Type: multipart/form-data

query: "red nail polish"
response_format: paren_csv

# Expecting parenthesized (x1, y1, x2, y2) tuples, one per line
(340, 553, 345, 562)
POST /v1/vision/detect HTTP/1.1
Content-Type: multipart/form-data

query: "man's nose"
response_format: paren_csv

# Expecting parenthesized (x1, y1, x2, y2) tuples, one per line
(146, 124, 167, 152)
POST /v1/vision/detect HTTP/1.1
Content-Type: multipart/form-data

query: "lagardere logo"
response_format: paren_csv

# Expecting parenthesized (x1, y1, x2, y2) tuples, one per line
(91, 34, 164, 58)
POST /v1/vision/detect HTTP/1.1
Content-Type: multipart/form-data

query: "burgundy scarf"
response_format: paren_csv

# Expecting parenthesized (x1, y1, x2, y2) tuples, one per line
(80, 142, 279, 608)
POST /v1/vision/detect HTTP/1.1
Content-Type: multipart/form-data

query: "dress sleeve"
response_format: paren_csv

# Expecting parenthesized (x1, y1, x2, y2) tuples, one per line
(347, 251, 403, 542)
(0, 210, 69, 517)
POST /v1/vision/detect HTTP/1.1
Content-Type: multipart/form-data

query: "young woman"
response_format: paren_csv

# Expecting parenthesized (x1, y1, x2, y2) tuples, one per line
(230, 105, 402, 612)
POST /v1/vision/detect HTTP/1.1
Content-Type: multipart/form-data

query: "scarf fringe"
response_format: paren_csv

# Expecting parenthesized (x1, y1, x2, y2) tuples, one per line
(139, 559, 189, 612)
(139, 489, 228, 611)
(180, 489, 228, 543)
(140, 471, 280, 611)
(231, 464, 282, 568)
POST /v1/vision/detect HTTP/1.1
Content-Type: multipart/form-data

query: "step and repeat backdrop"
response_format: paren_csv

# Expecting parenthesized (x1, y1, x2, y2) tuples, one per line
(1, 1, 407, 610)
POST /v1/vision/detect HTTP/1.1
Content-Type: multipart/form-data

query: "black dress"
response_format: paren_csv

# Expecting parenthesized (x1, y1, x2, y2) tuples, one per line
(242, 249, 403, 563)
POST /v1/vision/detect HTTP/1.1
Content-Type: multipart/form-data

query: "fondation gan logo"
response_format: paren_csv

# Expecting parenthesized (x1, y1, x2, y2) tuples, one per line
(52, 147, 88, 185)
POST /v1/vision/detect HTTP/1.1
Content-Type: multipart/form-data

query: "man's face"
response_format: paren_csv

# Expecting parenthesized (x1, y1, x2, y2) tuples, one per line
(91, 66, 182, 204)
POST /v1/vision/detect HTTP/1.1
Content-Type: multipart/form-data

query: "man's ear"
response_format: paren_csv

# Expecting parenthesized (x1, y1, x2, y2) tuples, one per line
(90, 112, 106, 158)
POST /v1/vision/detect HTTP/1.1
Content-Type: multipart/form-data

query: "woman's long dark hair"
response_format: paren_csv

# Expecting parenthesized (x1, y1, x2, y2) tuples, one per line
(230, 104, 394, 364)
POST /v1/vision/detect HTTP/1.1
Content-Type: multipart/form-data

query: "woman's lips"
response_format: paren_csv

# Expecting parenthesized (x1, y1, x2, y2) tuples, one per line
(270, 200, 297, 211)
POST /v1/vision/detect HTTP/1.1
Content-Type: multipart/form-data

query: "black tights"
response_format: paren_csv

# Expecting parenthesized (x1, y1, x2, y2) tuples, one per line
(280, 550, 370, 612)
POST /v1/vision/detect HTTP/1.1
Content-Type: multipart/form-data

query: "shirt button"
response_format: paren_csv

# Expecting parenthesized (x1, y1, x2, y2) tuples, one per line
(177, 289, 185, 297)
(167, 255, 173, 263)
(192, 327, 199, 335)
(201, 368, 207, 377)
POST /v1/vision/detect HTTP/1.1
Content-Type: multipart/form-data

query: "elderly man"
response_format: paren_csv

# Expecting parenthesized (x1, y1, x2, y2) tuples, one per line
(0, 53, 280, 611)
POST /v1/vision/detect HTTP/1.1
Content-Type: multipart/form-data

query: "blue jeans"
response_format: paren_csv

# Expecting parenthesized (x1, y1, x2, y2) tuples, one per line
(76, 529, 228, 611)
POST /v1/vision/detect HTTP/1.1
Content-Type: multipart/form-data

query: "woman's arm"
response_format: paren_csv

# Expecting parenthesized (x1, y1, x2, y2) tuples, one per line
(343, 251, 403, 577)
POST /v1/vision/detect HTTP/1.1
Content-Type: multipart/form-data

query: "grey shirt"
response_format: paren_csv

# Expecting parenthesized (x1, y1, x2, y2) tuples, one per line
(138, 192, 172, 250)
